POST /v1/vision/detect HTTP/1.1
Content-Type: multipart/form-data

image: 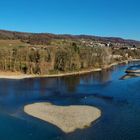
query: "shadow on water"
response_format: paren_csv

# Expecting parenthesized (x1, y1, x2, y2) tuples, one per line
(120, 74, 136, 80)
(120, 63, 140, 80)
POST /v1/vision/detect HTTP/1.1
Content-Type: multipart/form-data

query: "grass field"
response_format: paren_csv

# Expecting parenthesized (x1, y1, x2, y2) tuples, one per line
(0, 40, 28, 48)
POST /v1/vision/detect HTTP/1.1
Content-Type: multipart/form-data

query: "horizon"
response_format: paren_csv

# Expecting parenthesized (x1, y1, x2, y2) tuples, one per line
(0, 0, 140, 40)
(1, 28, 140, 41)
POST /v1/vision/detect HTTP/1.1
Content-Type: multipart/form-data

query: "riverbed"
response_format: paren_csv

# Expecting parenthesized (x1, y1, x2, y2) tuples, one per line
(0, 61, 140, 140)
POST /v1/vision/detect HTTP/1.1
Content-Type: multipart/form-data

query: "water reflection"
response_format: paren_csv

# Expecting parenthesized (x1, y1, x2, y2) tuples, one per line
(120, 74, 138, 80)
(120, 64, 140, 80)
(0, 67, 114, 104)
(94, 69, 112, 83)
(60, 76, 80, 92)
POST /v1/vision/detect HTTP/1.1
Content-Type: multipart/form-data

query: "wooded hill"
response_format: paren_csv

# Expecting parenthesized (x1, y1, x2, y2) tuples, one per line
(0, 30, 140, 46)
(0, 29, 140, 75)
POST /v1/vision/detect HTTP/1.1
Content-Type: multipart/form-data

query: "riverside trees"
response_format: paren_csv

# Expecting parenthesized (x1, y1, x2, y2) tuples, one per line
(0, 45, 112, 75)
(1, 43, 140, 75)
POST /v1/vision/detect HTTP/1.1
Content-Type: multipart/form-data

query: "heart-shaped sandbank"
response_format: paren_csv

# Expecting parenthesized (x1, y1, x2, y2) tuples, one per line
(24, 102, 101, 133)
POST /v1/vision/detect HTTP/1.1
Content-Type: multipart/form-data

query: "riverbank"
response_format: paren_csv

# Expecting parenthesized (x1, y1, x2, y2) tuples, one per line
(0, 71, 33, 79)
(0, 59, 139, 79)
(24, 102, 101, 133)
(0, 68, 102, 79)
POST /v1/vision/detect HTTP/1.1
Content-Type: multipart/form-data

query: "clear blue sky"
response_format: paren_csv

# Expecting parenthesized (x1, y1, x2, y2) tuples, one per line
(0, 0, 140, 40)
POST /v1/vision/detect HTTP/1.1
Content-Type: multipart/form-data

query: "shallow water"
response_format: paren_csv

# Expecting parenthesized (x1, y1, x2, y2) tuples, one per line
(1, 62, 140, 140)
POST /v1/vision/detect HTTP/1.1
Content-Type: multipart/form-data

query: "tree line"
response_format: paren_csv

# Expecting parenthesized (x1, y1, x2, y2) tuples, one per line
(0, 43, 140, 75)
(0, 45, 113, 75)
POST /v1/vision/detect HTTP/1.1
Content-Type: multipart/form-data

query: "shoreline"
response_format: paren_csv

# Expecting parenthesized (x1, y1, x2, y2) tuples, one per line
(24, 102, 101, 133)
(0, 59, 139, 80)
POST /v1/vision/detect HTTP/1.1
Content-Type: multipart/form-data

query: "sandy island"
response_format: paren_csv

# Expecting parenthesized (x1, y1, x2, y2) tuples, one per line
(24, 102, 101, 133)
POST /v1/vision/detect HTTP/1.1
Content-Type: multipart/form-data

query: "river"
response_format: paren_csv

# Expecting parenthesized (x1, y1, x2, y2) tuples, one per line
(0, 61, 140, 140)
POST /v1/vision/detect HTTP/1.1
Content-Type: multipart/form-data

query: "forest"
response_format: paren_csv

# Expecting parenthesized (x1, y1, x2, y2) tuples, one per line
(0, 43, 140, 75)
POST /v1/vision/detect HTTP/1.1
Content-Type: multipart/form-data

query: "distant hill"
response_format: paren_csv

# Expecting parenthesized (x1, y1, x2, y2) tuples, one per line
(0, 29, 140, 46)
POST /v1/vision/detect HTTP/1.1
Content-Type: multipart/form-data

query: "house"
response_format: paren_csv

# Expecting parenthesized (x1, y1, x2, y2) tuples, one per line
(129, 45, 137, 50)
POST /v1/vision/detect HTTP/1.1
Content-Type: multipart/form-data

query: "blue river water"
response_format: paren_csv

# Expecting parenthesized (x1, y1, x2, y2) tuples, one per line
(0, 62, 140, 140)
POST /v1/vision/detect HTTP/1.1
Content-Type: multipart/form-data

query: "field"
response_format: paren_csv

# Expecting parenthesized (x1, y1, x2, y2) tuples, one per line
(0, 40, 28, 48)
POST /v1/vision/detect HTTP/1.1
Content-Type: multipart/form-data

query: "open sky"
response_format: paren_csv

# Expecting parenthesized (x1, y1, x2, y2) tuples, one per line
(0, 0, 140, 40)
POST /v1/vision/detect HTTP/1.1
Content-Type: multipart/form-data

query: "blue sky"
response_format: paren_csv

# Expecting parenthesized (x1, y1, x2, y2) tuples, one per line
(0, 0, 140, 40)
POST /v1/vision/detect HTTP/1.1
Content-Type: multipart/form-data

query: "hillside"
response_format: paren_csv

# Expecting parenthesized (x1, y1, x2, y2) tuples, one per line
(0, 29, 140, 46)
(0, 29, 140, 76)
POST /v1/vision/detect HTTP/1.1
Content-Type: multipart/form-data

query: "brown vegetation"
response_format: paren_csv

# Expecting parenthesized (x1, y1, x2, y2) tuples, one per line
(0, 30, 140, 75)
